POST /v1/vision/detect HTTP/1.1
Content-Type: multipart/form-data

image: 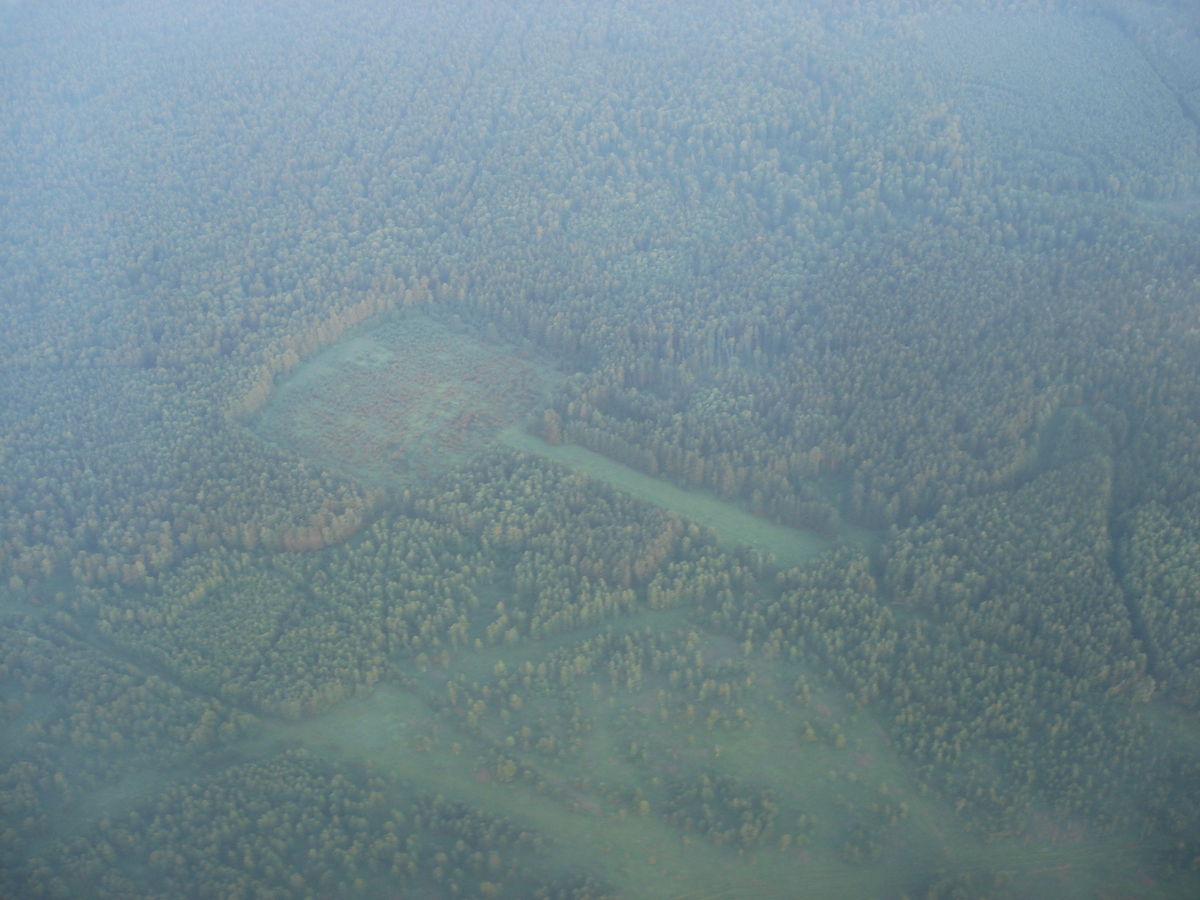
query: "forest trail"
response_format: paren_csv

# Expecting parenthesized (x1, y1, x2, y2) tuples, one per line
(499, 427, 878, 569)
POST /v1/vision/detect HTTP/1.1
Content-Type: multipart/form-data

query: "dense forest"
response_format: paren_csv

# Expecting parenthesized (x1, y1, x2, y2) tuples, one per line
(3, 0, 1200, 898)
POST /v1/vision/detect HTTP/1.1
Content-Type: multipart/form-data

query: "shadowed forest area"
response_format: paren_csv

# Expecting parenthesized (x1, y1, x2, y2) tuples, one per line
(3, 1, 1200, 898)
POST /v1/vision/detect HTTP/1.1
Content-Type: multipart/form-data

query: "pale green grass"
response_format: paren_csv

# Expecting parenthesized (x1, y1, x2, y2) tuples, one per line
(500, 427, 878, 569)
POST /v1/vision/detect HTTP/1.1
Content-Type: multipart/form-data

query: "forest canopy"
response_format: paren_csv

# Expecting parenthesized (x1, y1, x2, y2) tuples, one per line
(2, 1, 1200, 899)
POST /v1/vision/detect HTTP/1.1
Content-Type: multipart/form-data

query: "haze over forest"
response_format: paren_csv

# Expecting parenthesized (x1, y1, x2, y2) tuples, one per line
(3, 1, 1200, 898)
